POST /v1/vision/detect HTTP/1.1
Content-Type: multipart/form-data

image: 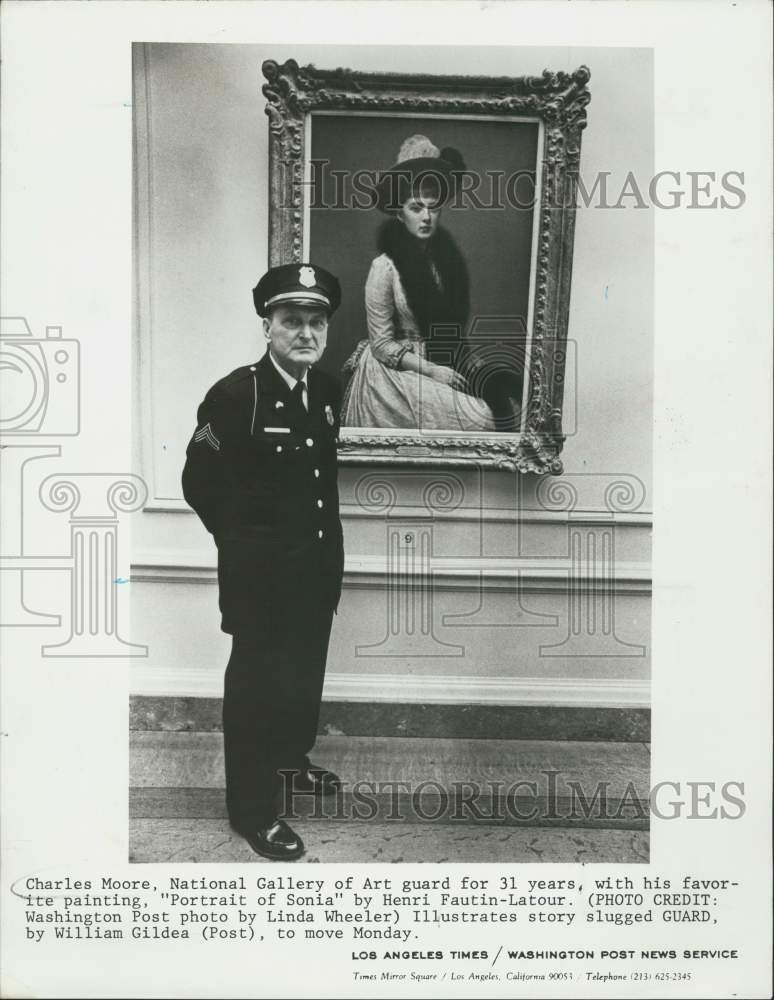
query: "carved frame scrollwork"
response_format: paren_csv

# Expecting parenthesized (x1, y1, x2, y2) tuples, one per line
(261, 59, 590, 475)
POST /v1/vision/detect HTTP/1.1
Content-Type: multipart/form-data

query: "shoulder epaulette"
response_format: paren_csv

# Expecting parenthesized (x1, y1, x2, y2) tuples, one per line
(221, 364, 259, 386)
(208, 364, 260, 396)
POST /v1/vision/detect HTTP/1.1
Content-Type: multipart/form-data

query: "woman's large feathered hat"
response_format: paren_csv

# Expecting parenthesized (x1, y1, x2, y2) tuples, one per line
(375, 134, 465, 213)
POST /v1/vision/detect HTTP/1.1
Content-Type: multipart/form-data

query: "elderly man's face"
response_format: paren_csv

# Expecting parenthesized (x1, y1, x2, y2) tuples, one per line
(264, 304, 329, 379)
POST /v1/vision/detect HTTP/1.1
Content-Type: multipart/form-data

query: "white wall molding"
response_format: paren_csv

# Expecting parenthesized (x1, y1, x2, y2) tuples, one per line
(342, 505, 653, 525)
(131, 552, 651, 594)
(130, 666, 649, 708)
(325, 674, 650, 708)
(142, 498, 653, 527)
(133, 43, 158, 504)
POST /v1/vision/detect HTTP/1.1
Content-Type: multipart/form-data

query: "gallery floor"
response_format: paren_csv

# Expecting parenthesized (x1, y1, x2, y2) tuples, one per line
(129, 700, 650, 864)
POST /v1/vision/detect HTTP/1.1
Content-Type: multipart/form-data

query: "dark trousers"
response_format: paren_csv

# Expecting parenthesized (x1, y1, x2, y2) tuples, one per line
(222, 589, 335, 830)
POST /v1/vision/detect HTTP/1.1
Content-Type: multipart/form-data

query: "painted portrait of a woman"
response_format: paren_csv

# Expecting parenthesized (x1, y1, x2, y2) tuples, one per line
(341, 134, 499, 433)
(309, 113, 540, 442)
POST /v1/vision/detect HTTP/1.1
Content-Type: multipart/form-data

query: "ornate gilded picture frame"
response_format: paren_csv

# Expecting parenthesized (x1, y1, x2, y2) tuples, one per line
(262, 59, 590, 474)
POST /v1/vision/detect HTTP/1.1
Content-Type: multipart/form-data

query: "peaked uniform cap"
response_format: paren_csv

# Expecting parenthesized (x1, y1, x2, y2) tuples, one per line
(253, 263, 342, 317)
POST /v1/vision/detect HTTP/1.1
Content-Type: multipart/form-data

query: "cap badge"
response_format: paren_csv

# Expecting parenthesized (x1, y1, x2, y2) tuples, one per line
(325, 405, 335, 426)
(299, 266, 316, 289)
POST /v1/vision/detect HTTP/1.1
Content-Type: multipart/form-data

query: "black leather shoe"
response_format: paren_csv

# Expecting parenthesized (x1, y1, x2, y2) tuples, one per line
(289, 764, 341, 796)
(240, 819, 305, 861)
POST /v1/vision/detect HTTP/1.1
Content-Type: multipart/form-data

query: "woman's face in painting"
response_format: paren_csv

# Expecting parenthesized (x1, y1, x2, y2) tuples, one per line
(398, 190, 442, 241)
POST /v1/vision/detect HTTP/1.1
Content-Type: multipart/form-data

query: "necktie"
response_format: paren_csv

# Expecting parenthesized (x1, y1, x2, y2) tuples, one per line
(290, 380, 308, 425)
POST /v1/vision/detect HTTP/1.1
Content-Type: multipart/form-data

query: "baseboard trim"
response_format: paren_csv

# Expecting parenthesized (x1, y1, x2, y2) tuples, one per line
(130, 667, 649, 708)
(327, 673, 650, 707)
(130, 694, 650, 742)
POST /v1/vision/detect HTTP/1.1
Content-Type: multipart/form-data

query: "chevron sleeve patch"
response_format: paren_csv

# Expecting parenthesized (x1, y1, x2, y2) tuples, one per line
(193, 422, 221, 451)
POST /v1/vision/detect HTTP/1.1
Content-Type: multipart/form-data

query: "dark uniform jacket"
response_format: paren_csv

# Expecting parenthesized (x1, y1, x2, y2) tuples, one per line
(182, 352, 344, 634)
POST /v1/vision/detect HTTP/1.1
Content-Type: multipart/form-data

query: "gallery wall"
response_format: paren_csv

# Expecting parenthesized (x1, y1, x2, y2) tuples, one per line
(131, 42, 653, 708)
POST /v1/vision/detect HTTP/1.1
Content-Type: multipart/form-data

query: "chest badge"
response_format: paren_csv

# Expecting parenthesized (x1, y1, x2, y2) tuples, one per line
(325, 405, 335, 426)
(275, 400, 284, 409)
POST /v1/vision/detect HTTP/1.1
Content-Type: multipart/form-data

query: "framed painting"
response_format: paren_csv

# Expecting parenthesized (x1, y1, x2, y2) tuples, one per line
(262, 59, 590, 474)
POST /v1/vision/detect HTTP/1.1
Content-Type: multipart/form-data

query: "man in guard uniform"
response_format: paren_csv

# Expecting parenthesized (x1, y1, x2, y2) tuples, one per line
(182, 263, 345, 861)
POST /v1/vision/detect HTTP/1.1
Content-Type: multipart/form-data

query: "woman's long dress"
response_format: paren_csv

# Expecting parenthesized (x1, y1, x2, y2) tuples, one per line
(341, 254, 496, 432)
